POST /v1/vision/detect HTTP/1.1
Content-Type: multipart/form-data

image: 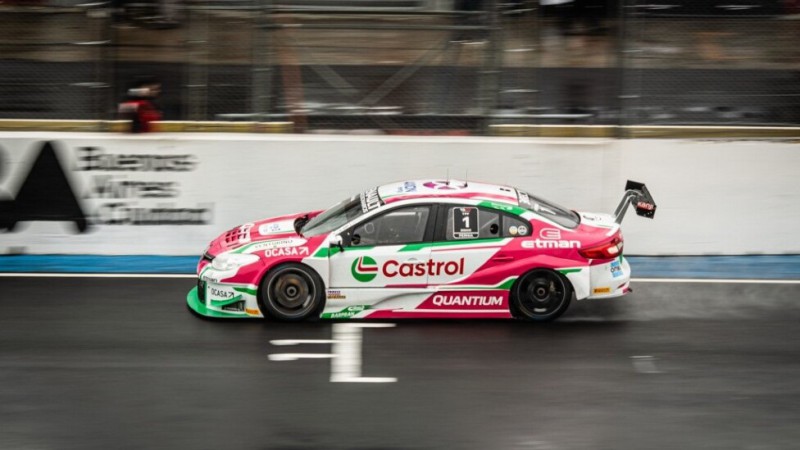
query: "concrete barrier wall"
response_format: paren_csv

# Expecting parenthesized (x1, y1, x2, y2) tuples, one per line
(0, 132, 797, 255)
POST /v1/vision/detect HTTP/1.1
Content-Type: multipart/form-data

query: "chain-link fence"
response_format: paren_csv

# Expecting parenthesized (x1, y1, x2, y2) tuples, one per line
(1, 0, 798, 132)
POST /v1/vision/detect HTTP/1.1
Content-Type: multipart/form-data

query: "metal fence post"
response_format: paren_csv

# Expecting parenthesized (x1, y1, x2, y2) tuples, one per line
(479, 0, 501, 134)
(251, 0, 273, 121)
(615, 0, 625, 134)
(185, 2, 209, 121)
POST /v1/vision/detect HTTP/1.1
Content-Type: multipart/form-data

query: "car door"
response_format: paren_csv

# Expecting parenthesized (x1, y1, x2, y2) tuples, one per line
(428, 204, 532, 288)
(328, 204, 436, 289)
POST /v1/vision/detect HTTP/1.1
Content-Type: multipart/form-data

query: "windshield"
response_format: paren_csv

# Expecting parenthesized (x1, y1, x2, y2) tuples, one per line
(518, 191, 580, 229)
(301, 187, 382, 237)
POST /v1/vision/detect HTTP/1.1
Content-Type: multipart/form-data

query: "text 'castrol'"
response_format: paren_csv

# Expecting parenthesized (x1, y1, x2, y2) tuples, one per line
(383, 258, 465, 278)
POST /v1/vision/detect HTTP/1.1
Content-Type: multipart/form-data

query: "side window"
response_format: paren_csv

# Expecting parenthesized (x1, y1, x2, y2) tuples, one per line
(503, 215, 532, 238)
(445, 206, 501, 241)
(350, 206, 431, 246)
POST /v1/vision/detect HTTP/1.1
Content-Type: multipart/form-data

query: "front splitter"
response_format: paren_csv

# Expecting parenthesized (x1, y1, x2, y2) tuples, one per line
(186, 286, 254, 319)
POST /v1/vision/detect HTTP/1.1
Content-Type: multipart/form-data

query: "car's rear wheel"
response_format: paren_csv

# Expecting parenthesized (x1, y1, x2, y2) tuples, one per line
(511, 269, 572, 322)
(258, 263, 325, 321)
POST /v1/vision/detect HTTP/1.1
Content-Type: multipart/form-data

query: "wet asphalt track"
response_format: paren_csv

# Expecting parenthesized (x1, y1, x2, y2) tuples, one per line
(1, 277, 800, 450)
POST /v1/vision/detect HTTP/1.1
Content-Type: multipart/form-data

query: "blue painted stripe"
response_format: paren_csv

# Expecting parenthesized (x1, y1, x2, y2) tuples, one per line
(626, 255, 800, 280)
(0, 255, 199, 274)
(0, 254, 798, 279)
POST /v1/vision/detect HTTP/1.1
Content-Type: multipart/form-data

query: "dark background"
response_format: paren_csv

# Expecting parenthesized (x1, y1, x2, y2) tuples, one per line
(1, 0, 799, 132)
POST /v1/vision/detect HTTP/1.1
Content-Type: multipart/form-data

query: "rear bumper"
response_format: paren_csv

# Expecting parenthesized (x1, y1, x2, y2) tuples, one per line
(586, 256, 631, 299)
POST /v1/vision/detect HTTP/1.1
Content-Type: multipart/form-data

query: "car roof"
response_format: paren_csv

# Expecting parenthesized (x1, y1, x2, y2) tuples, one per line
(378, 179, 520, 206)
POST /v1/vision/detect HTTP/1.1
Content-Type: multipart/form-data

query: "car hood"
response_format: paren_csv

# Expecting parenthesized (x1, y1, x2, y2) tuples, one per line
(206, 210, 322, 256)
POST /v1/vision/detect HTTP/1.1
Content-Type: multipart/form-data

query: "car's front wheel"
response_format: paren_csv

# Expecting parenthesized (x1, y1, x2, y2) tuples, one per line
(258, 263, 325, 321)
(511, 269, 572, 322)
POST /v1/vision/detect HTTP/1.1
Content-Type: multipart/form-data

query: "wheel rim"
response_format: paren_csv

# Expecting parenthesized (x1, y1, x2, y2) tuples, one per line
(268, 269, 316, 317)
(516, 270, 567, 318)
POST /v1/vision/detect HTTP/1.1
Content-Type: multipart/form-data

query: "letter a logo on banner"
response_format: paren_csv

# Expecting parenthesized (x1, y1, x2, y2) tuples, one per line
(0, 141, 88, 233)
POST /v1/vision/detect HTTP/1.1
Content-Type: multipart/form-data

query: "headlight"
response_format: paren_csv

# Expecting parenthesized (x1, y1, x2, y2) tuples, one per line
(211, 253, 260, 271)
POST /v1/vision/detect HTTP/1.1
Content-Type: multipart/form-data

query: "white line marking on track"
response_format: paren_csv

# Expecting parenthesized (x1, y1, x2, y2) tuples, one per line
(631, 355, 662, 374)
(330, 323, 397, 383)
(268, 354, 336, 361)
(268, 323, 397, 383)
(271, 339, 337, 346)
(1, 273, 799, 284)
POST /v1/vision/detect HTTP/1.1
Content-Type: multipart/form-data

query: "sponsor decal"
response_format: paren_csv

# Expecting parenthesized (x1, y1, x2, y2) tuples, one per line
(539, 228, 561, 240)
(431, 294, 503, 307)
(241, 238, 307, 254)
(327, 290, 346, 300)
(610, 260, 622, 278)
(383, 258, 465, 278)
(351, 257, 466, 282)
(485, 202, 515, 212)
(517, 225, 528, 236)
(452, 207, 479, 239)
(323, 305, 371, 319)
(422, 180, 463, 190)
(418, 290, 508, 309)
(522, 240, 581, 249)
(351, 256, 379, 282)
(209, 287, 235, 299)
(593, 287, 611, 294)
(395, 181, 417, 194)
(264, 247, 310, 258)
(201, 274, 221, 283)
(359, 187, 381, 213)
(636, 201, 655, 211)
(258, 220, 290, 236)
(508, 226, 518, 236)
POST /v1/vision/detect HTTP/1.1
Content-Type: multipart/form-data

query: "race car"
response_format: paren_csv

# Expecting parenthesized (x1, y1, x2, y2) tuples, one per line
(187, 179, 656, 322)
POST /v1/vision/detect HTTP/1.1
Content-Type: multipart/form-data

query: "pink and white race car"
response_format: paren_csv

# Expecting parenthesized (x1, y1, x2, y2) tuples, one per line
(187, 180, 655, 322)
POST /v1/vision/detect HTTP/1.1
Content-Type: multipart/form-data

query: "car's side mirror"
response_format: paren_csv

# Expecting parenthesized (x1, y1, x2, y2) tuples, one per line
(328, 234, 344, 253)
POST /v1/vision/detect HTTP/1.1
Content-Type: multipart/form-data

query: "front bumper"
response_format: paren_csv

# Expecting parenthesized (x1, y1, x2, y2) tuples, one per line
(187, 287, 253, 319)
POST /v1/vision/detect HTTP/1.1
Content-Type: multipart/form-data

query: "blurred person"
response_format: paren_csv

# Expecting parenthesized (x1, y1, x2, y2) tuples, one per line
(118, 76, 163, 133)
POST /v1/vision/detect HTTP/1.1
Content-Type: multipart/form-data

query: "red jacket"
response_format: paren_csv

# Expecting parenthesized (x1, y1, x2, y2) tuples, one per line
(118, 99, 162, 133)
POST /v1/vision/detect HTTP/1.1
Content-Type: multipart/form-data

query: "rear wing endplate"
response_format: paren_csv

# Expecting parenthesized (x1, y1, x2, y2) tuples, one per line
(613, 180, 656, 224)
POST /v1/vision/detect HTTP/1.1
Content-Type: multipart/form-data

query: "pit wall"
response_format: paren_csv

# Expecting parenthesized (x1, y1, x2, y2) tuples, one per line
(0, 132, 797, 256)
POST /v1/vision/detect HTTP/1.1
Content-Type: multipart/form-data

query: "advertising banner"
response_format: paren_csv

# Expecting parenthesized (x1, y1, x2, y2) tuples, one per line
(0, 133, 797, 255)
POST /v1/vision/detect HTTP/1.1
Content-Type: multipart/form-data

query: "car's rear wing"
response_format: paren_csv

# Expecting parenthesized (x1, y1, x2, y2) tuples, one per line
(613, 180, 656, 224)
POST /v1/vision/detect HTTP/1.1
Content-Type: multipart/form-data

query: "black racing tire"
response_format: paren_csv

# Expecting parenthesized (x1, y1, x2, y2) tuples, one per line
(510, 269, 573, 322)
(258, 263, 325, 321)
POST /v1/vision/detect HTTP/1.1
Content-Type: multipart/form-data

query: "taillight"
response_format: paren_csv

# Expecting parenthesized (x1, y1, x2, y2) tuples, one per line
(579, 235, 624, 260)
